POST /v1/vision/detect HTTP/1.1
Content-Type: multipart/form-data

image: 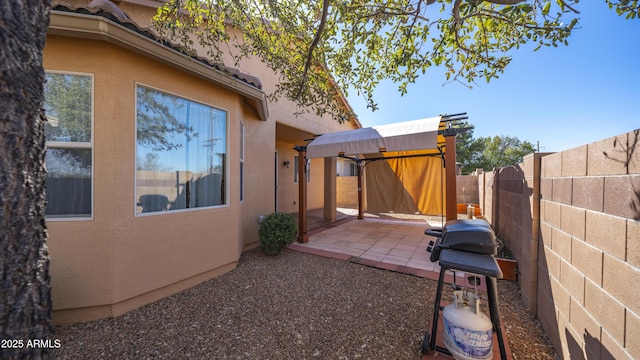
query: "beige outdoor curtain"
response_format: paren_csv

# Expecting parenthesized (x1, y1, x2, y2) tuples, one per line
(365, 151, 445, 215)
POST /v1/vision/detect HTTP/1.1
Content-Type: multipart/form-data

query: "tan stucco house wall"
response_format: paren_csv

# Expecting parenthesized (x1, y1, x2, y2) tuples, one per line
(45, 2, 359, 325)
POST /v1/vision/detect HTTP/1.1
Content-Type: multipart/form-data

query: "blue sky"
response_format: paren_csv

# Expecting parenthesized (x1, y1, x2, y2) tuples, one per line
(346, 2, 640, 153)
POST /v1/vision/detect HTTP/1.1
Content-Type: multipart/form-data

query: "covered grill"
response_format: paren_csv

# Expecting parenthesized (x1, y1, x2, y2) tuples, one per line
(425, 219, 498, 263)
(422, 219, 508, 359)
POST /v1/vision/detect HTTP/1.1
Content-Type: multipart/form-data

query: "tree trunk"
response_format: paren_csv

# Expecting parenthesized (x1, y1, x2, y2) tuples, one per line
(0, 1, 54, 359)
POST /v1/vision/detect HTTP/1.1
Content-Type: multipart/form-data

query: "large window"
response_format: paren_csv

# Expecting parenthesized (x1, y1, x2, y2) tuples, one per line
(44, 72, 93, 219)
(136, 85, 227, 214)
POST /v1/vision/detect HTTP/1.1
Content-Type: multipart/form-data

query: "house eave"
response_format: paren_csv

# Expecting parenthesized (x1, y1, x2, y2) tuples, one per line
(48, 10, 269, 121)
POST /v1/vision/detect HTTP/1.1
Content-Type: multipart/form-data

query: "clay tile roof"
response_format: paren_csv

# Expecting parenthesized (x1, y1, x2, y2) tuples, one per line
(51, 2, 262, 90)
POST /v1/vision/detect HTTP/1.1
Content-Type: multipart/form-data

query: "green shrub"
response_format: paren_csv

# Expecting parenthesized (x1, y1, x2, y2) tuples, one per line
(258, 212, 298, 255)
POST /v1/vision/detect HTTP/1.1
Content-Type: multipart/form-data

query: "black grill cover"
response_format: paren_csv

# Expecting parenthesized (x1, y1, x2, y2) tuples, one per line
(425, 219, 497, 259)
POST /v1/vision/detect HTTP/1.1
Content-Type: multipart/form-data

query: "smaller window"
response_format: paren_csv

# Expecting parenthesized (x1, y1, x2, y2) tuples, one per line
(349, 163, 357, 176)
(44, 72, 94, 219)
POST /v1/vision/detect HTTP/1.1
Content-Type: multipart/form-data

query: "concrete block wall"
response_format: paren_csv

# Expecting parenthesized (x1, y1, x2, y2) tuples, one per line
(481, 170, 495, 224)
(537, 130, 640, 359)
(336, 176, 358, 207)
(481, 153, 545, 314)
(484, 129, 639, 359)
(457, 174, 480, 204)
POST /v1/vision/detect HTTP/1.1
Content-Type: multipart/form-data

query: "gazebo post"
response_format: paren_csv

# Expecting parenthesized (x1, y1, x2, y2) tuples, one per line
(357, 160, 364, 220)
(323, 157, 337, 223)
(294, 145, 308, 243)
(444, 131, 457, 222)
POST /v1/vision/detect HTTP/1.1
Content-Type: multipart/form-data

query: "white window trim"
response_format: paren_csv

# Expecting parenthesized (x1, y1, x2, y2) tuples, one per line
(44, 70, 95, 222)
(134, 82, 231, 217)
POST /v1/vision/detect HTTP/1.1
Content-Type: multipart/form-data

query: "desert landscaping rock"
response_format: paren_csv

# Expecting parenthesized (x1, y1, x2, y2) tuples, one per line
(54, 249, 555, 359)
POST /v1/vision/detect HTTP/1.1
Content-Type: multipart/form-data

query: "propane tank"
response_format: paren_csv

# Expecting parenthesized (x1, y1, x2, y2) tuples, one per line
(442, 290, 493, 360)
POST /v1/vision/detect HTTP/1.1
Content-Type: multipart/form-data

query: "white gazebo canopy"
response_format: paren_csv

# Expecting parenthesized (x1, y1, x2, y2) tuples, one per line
(306, 116, 443, 159)
(294, 114, 462, 243)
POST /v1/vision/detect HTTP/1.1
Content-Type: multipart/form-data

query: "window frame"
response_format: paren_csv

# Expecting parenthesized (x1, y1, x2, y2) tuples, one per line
(44, 70, 95, 221)
(134, 83, 230, 216)
(349, 163, 357, 176)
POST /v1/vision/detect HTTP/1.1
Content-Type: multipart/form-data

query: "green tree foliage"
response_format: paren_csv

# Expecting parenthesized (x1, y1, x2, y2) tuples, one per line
(154, 0, 639, 121)
(460, 134, 536, 173)
(607, 0, 640, 18)
(454, 121, 484, 171)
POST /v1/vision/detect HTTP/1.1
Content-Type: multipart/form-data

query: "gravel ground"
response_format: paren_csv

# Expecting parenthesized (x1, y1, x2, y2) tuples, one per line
(54, 249, 556, 359)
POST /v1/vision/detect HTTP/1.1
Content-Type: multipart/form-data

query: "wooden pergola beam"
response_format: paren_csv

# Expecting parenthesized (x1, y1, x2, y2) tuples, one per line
(444, 132, 457, 221)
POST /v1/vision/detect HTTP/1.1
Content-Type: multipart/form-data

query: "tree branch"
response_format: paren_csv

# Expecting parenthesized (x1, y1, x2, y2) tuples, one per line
(483, 0, 527, 5)
(346, 4, 424, 21)
(296, 0, 330, 98)
(453, 0, 462, 23)
(459, 9, 571, 32)
(558, 0, 580, 14)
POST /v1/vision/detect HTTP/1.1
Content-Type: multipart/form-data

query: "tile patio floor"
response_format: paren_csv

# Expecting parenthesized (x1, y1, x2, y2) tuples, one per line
(289, 208, 475, 285)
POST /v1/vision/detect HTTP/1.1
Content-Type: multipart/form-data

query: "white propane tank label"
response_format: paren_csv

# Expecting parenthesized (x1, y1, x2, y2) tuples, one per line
(442, 290, 493, 360)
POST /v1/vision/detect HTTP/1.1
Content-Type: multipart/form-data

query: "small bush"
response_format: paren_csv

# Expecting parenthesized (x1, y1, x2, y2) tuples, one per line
(258, 212, 298, 255)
